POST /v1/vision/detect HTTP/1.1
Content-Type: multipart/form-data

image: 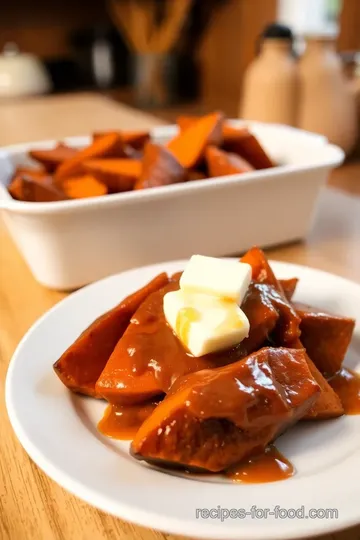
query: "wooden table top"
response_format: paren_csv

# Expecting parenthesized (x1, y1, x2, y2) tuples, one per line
(1, 93, 360, 540)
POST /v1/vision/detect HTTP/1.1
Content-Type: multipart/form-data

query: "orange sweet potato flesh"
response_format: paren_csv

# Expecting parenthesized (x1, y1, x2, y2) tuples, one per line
(55, 133, 124, 180)
(280, 278, 299, 301)
(53, 272, 169, 398)
(83, 159, 141, 192)
(223, 127, 273, 170)
(241, 246, 280, 288)
(134, 142, 186, 190)
(205, 145, 254, 177)
(93, 130, 150, 150)
(176, 115, 198, 131)
(62, 175, 108, 199)
(168, 112, 224, 169)
(121, 131, 150, 150)
(29, 143, 78, 172)
(8, 175, 67, 202)
(177, 116, 272, 168)
(241, 247, 344, 419)
(294, 302, 355, 377)
(177, 116, 239, 142)
(131, 347, 320, 472)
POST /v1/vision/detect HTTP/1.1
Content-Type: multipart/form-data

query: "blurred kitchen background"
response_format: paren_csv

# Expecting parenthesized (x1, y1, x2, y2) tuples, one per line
(0, 0, 359, 156)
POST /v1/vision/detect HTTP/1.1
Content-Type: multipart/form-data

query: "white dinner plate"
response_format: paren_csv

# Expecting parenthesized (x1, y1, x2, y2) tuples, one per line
(6, 259, 360, 540)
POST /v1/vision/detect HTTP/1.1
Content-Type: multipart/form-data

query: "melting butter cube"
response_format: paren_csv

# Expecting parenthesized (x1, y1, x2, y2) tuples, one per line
(163, 290, 250, 357)
(179, 255, 252, 305)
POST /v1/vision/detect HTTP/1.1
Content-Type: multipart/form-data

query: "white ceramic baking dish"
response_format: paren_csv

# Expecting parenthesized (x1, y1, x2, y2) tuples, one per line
(0, 121, 344, 290)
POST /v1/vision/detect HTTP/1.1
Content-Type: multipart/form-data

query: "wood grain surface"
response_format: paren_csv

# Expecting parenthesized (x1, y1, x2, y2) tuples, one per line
(1, 93, 360, 540)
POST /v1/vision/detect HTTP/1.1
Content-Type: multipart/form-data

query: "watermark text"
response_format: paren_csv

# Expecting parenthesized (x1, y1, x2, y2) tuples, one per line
(196, 505, 338, 521)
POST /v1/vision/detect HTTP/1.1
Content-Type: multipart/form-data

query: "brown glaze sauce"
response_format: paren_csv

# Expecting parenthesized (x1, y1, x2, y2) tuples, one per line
(109, 280, 298, 397)
(98, 401, 160, 440)
(329, 368, 360, 414)
(225, 446, 295, 483)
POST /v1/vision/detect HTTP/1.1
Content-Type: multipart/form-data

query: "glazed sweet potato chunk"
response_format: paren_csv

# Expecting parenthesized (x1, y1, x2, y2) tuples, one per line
(53, 272, 169, 397)
(280, 278, 299, 301)
(241, 246, 280, 288)
(131, 347, 320, 472)
(95, 279, 282, 406)
(241, 247, 344, 419)
(205, 146, 254, 177)
(239, 282, 279, 353)
(134, 143, 186, 190)
(290, 338, 344, 419)
(241, 247, 301, 345)
(294, 302, 355, 377)
(95, 281, 232, 405)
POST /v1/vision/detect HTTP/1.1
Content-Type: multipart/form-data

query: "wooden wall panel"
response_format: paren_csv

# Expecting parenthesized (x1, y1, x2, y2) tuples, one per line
(338, 0, 360, 51)
(199, 0, 277, 115)
(0, 1, 108, 58)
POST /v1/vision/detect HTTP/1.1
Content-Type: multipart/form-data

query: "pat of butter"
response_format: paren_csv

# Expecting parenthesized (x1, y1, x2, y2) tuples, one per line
(163, 290, 250, 357)
(180, 255, 251, 305)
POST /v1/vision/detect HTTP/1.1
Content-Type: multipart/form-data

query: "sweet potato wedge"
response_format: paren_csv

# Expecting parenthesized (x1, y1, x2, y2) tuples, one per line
(241, 247, 301, 345)
(280, 278, 299, 301)
(241, 247, 344, 419)
(241, 246, 280, 288)
(95, 281, 232, 405)
(62, 175, 108, 199)
(239, 282, 280, 354)
(53, 272, 169, 398)
(131, 347, 320, 472)
(29, 143, 78, 173)
(96, 278, 282, 406)
(14, 166, 47, 180)
(176, 115, 197, 131)
(92, 131, 144, 159)
(83, 159, 141, 192)
(55, 133, 124, 180)
(93, 130, 150, 150)
(177, 116, 268, 151)
(205, 145, 254, 177)
(168, 112, 224, 168)
(134, 142, 186, 190)
(121, 130, 150, 150)
(8, 175, 67, 202)
(290, 338, 344, 419)
(223, 127, 273, 170)
(294, 302, 355, 377)
(177, 116, 237, 139)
